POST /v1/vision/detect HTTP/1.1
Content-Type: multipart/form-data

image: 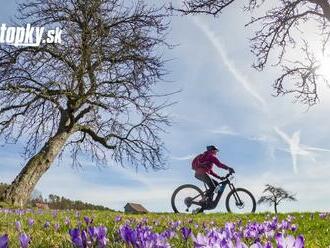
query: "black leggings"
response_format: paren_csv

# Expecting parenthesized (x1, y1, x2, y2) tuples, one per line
(195, 173, 218, 197)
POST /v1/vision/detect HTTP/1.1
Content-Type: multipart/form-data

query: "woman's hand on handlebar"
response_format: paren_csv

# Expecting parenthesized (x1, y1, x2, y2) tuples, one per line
(224, 170, 235, 178)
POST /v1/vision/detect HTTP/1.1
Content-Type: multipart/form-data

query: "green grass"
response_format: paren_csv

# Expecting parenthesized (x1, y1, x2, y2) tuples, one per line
(0, 209, 329, 247)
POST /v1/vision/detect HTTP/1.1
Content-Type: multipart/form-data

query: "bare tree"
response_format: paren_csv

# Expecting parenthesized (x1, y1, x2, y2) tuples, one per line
(171, 0, 330, 105)
(0, 0, 172, 207)
(258, 184, 297, 214)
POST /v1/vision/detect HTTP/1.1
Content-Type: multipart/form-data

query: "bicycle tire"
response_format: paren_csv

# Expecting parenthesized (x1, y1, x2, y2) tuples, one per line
(225, 188, 256, 213)
(171, 184, 204, 213)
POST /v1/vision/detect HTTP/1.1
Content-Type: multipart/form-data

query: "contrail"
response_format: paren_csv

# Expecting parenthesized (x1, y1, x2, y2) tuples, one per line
(274, 127, 306, 174)
(274, 127, 330, 174)
(193, 18, 268, 111)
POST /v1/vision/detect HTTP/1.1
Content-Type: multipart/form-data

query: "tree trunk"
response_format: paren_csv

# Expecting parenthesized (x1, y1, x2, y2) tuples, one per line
(274, 203, 278, 214)
(1, 130, 71, 207)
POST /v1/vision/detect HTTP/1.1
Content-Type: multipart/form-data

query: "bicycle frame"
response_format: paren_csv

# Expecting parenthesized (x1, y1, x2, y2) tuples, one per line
(190, 178, 241, 210)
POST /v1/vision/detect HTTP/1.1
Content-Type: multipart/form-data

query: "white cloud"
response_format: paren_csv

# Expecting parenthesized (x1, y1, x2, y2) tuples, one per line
(208, 125, 239, 136)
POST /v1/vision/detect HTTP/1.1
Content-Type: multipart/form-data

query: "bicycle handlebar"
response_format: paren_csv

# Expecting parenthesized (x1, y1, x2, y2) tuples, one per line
(220, 171, 234, 180)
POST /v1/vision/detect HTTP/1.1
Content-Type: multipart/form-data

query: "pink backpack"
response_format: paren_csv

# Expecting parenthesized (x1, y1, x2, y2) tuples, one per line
(192, 154, 203, 170)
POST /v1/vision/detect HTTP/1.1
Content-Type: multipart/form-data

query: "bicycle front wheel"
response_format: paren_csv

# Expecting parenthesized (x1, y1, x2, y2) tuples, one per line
(225, 188, 256, 213)
(171, 184, 204, 214)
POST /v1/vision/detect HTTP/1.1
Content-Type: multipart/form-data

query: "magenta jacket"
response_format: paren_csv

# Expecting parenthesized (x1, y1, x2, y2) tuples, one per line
(195, 150, 228, 178)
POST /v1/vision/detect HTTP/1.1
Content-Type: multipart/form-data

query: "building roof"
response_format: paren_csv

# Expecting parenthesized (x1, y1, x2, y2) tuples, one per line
(124, 202, 148, 212)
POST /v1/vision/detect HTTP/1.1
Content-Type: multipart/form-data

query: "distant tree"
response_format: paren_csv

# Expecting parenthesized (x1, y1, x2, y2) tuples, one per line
(0, 0, 172, 207)
(45, 194, 111, 210)
(171, 0, 330, 105)
(258, 184, 297, 214)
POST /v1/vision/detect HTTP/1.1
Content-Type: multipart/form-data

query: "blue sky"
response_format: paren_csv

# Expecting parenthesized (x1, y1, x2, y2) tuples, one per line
(1, 1, 330, 213)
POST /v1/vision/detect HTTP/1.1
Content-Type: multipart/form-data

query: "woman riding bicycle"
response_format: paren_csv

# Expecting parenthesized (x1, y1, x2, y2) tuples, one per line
(192, 145, 235, 203)
(171, 146, 256, 214)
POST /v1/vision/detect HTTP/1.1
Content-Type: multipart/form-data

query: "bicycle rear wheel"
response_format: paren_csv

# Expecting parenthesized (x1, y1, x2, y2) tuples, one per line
(225, 188, 256, 213)
(171, 184, 204, 213)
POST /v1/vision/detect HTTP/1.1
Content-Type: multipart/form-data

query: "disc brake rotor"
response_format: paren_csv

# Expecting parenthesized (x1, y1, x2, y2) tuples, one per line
(236, 201, 245, 209)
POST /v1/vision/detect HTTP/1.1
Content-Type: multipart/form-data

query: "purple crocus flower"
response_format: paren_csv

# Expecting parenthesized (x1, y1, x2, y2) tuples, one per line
(119, 225, 137, 246)
(161, 229, 176, 239)
(181, 227, 192, 241)
(275, 233, 287, 248)
(264, 241, 273, 248)
(69, 228, 84, 248)
(19, 233, 30, 248)
(280, 220, 290, 230)
(141, 217, 148, 224)
(192, 233, 209, 247)
(0, 234, 9, 248)
(225, 222, 235, 239)
(272, 217, 278, 226)
(15, 221, 22, 232)
(295, 235, 305, 248)
(115, 215, 122, 223)
(52, 210, 58, 218)
(220, 237, 233, 248)
(235, 237, 248, 248)
(250, 242, 263, 248)
(44, 221, 50, 229)
(319, 213, 327, 219)
(96, 226, 108, 248)
(81, 230, 88, 248)
(83, 216, 92, 226)
(64, 217, 71, 226)
(16, 210, 24, 216)
(275, 233, 304, 248)
(88, 226, 97, 241)
(291, 224, 297, 232)
(27, 218, 34, 227)
(145, 234, 170, 248)
(170, 220, 181, 229)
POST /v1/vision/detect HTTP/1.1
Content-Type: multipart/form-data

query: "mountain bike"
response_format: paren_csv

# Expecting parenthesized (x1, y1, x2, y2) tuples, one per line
(171, 172, 256, 214)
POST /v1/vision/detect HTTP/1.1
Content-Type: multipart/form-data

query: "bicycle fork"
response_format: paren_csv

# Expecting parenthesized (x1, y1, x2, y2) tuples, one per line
(228, 183, 244, 206)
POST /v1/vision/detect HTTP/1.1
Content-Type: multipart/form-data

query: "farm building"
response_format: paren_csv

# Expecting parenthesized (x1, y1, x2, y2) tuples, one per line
(124, 203, 148, 213)
(34, 202, 49, 209)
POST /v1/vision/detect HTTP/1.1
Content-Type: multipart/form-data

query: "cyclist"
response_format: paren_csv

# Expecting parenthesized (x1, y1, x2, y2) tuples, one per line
(192, 145, 235, 203)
